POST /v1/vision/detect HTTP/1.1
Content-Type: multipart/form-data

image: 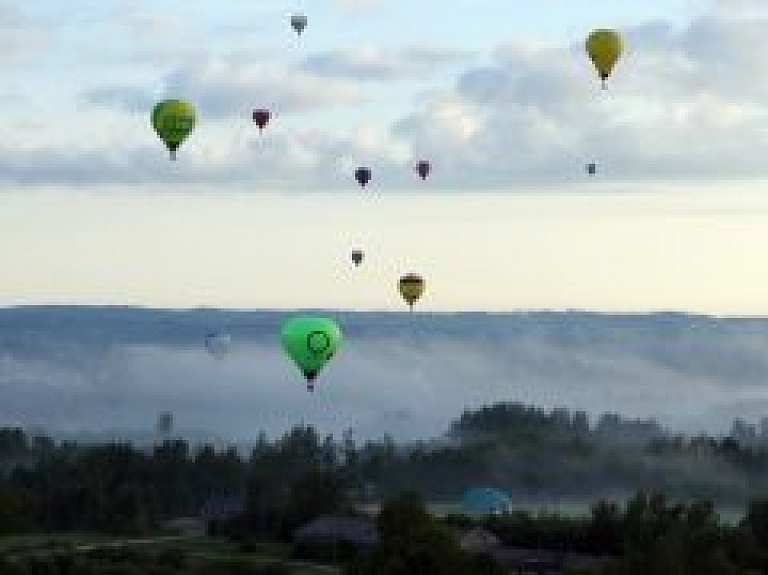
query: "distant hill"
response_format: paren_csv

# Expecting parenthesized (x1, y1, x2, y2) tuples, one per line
(0, 303, 764, 344)
(0, 305, 767, 442)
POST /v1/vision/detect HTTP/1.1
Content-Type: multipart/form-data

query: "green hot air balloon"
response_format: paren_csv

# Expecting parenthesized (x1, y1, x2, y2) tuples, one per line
(281, 316, 342, 391)
(152, 99, 197, 160)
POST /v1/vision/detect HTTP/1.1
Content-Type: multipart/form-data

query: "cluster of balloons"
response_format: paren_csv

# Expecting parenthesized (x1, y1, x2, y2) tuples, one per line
(204, 270, 426, 392)
(181, 21, 623, 392)
(151, 26, 622, 167)
(279, 274, 424, 390)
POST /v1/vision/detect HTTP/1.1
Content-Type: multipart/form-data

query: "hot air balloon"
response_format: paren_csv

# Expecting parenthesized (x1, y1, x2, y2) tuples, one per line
(152, 100, 197, 160)
(398, 274, 425, 311)
(281, 316, 342, 391)
(156, 411, 173, 441)
(291, 13, 307, 35)
(586, 29, 623, 89)
(462, 487, 512, 517)
(355, 167, 371, 187)
(205, 331, 232, 358)
(587, 163, 596, 175)
(252, 109, 271, 132)
(351, 250, 364, 266)
(415, 160, 431, 180)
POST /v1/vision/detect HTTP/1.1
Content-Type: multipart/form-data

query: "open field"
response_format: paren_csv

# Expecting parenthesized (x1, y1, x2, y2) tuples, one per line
(0, 534, 340, 574)
(428, 501, 746, 525)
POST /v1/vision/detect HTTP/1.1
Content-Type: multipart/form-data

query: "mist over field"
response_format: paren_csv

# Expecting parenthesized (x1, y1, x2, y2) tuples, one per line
(0, 306, 766, 444)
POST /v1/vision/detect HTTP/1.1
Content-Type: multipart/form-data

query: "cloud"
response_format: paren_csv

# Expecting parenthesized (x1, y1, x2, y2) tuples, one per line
(392, 9, 768, 187)
(10, 3, 768, 189)
(0, 1, 52, 66)
(85, 57, 365, 119)
(712, 0, 768, 19)
(0, 117, 412, 188)
(106, 2, 193, 45)
(301, 46, 471, 81)
(332, 0, 382, 14)
(86, 87, 158, 115)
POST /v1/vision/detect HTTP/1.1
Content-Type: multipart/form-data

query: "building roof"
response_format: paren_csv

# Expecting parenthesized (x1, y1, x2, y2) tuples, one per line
(295, 516, 379, 546)
(461, 487, 512, 515)
(164, 517, 206, 535)
(200, 493, 245, 521)
(491, 547, 614, 570)
(460, 528, 502, 553)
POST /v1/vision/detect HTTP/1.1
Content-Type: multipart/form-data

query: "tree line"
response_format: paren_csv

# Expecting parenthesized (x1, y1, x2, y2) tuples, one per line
(3, 402, 768, 533)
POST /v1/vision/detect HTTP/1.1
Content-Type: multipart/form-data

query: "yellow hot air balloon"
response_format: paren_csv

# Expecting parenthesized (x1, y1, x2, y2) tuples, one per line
(586, 29, 623, 89)
(398, 274, 425, 311)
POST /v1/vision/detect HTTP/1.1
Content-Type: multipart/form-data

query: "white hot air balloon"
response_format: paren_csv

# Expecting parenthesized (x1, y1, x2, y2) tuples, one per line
(205, 331, 232, 358)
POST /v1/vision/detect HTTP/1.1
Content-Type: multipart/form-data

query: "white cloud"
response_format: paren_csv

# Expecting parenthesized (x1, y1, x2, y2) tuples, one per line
(392, 9, 768, 187)
(301, 46, 471, 80)
(6, 3, 768, 189)
(332, 0, 382, 14)
(86, 57, 365, 119)
(0, 1, 52, 66)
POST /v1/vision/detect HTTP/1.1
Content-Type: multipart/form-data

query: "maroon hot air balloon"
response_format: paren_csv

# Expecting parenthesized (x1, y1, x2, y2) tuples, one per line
(355, 167, 372, 187)
(252, 109, 271, 132)
(415, 160, 431, 180)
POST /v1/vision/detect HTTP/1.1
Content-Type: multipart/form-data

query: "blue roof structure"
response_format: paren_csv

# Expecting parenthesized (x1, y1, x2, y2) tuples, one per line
(461, 487, 512, 516)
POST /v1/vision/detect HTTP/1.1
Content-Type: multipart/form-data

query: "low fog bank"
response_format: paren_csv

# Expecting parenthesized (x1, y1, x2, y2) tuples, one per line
(1, 306, 768, 442)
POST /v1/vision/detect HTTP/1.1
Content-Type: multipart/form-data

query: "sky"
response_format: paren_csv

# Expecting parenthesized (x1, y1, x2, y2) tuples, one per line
(2, 0, 768, 312)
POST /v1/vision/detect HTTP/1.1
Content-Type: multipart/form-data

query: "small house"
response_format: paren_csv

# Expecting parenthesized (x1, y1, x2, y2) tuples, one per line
(294, 515, 379, 549)
(460, 528, 502, 554)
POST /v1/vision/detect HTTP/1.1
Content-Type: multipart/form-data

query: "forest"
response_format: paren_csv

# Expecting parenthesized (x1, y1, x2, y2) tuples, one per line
(3, 402, 768, 572)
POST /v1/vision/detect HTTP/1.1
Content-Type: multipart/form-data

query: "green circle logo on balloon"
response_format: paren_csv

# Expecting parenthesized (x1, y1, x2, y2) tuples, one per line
(281, 316, 342, 392)
(152, 100, 197, 160)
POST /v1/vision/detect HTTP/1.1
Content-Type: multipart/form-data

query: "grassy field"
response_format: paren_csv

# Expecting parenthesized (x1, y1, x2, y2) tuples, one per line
(152, 537, 340, 573)
(428, 500, 746, 525)
(0, 533, 341, 574)
(0, 532, 111, 554)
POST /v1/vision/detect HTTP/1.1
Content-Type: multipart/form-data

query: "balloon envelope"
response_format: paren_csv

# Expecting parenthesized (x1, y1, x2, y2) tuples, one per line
(355, 167, 372, 187)
(156, 412, 173, 438)
(252, 109, 271, 131)
(398, 274, 425, 310)
(586, 29, 622, 87)
(462, 487, 512, 516)
(291, 14, 307, 34)
(152, 100, 196, 160)
(416, 161, 431, 180)
(281, 316, 342, 391)
(205, 332, 232, 357)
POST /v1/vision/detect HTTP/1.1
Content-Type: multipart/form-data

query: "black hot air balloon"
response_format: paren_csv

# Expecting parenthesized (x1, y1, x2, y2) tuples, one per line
(415, 160, 431, 180)
(351, 250, 364, 266)
(587, 163, 596, 175)
(252, 109, 271, 132)
(291, 13, 307, 36)
(355, 167, 372, 187)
